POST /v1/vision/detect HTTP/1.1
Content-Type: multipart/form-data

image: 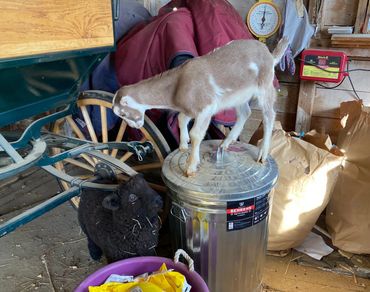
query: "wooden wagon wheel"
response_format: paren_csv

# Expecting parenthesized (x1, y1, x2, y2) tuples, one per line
(51, 90, 170, 209)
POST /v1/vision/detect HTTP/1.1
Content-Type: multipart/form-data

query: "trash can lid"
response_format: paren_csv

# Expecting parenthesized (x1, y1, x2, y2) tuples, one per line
(162, 140, 278, 203)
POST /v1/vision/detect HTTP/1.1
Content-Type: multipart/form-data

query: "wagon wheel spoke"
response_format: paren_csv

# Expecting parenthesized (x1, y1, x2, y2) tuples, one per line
(132, 162, 162, 171)
(111, 120, 127, 158)
(50, 90, 170, 211)
(65, 116, 95, 166)
(80, 105, 98, 143)
(80, 154, 95, 167)
(66, 116, 86, 140)
(54, 161, 70, 190)
(141, 127, 165, 163)
(100, 105, 109, 155)
(149, 183, 167, 193)
(64, 158, 95, 172)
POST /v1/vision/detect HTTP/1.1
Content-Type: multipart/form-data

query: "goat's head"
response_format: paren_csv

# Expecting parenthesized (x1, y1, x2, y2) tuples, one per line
(112, 90, 147, 129)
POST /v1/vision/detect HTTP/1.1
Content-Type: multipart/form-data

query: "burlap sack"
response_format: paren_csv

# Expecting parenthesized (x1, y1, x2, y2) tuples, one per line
(267, 129, 342, 250)
(326, 101, 370, 254)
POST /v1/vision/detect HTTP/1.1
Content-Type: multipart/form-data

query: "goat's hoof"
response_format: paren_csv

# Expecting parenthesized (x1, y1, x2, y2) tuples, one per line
(257, 151, 263, 163)
(185, 170, 196, 177)
(179, 145, 188, 152)
(256, 151, 267, 164)
(185, 165, 198, 177)
(219, 142, 229, 150)
(220, 138, 237, 149)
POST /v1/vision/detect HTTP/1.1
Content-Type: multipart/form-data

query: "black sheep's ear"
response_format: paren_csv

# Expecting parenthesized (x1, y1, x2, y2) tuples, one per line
(126, 173, 146, 189)
(102, 193, 120, 211)
(130, 173, 144, 182)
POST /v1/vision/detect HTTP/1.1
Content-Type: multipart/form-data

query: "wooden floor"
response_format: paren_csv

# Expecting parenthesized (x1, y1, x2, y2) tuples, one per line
(264, 253, 370, 292)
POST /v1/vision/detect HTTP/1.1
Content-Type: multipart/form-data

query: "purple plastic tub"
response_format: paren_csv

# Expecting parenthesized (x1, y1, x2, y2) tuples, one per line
(75, 256, 209, 292)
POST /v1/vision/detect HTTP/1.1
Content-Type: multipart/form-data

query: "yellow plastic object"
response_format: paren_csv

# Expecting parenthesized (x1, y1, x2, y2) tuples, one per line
(89, 282, 162, 292)
(148, 263, 187, 292)
(89, 263, 188, 292)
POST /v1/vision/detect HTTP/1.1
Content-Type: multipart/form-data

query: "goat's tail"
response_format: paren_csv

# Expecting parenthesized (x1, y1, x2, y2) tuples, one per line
(272, 37, 289, 66)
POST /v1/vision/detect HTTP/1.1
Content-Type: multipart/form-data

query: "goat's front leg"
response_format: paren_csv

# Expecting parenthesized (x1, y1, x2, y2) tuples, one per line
(186, 111, 212, 177)
(258, 90, 276, 162)
(178, 112, 191, 151)
(220, 103, 251, 149)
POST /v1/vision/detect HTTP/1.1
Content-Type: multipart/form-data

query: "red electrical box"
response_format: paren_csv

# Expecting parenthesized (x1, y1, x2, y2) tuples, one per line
(300, 49, 348, 83)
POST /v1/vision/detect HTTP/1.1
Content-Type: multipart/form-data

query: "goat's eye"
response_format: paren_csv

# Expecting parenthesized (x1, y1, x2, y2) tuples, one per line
(128, 193, 138, 203)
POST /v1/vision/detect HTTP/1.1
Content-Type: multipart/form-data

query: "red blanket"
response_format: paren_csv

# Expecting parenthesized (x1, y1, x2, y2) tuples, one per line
(115, 7, 197, 85)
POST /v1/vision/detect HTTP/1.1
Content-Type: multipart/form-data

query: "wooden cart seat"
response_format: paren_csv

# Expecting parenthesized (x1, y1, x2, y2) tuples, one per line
(0, 0, 114, 60)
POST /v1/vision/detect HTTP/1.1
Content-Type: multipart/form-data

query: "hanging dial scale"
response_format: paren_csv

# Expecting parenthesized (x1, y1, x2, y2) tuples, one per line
(247, 0, 282, 42)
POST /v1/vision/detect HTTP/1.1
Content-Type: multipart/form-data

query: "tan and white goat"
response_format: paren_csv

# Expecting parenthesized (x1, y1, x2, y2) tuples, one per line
(113, 38, 289, 176)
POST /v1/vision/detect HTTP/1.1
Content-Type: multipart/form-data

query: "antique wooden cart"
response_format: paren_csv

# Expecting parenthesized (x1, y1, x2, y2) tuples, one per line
(0, 0, 170, 236)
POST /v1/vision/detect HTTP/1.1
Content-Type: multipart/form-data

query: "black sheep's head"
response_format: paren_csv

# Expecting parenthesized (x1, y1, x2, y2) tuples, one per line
(101, 174, 163, 226)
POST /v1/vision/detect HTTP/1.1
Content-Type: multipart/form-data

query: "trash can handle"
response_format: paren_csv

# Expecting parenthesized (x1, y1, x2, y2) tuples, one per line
(174, 249, 195, 272)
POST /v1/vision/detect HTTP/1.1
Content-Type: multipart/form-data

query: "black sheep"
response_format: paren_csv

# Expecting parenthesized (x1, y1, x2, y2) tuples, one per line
(78, 174, 163, 263)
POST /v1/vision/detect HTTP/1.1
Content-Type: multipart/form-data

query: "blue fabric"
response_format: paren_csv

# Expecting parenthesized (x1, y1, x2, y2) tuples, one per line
(279, 45, 296, 75)
(278, 0, 314, 75)
(281, 0, 314, 58)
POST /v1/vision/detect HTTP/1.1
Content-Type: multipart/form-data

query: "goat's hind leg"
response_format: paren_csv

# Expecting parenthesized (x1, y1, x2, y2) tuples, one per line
(258, 88, 276, 163)
(220, 103, 251, 149)
(178, 112, 191, 151)
(186, 110, 212, 177)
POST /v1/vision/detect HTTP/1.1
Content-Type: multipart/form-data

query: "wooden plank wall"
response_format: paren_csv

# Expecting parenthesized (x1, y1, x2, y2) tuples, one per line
(310, 0, 359, 39)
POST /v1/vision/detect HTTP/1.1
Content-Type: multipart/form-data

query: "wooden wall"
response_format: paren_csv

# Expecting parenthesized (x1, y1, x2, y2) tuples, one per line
(305, 0, 370, 142)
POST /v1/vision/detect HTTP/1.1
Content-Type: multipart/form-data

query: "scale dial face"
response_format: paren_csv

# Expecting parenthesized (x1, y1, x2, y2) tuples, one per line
(247, 2, 281, 39)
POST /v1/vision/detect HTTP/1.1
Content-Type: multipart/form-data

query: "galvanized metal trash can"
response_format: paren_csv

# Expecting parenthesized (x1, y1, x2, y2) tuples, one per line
(162, 140, 278, 292)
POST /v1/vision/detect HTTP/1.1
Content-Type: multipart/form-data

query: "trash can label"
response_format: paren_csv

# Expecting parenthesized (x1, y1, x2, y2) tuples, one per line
(226, 193, 269, 231)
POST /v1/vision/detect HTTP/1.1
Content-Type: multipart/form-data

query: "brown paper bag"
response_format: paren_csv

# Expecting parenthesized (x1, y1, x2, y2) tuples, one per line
(326, 101, 370, 254)
(302, 130, 332, 152)
(267, 129, 342, 251)
(302, 130, 344, 157)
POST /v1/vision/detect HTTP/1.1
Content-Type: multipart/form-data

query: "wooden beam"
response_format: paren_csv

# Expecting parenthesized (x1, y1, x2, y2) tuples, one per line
(308, 0, 319, 24)
(354, 0, 369, 33)
(362, 0, 370, 33)
(295, 80, 316, 133)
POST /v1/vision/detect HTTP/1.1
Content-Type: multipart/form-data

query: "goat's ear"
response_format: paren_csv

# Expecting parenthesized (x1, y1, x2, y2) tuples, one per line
(102, 193, 120, 211)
